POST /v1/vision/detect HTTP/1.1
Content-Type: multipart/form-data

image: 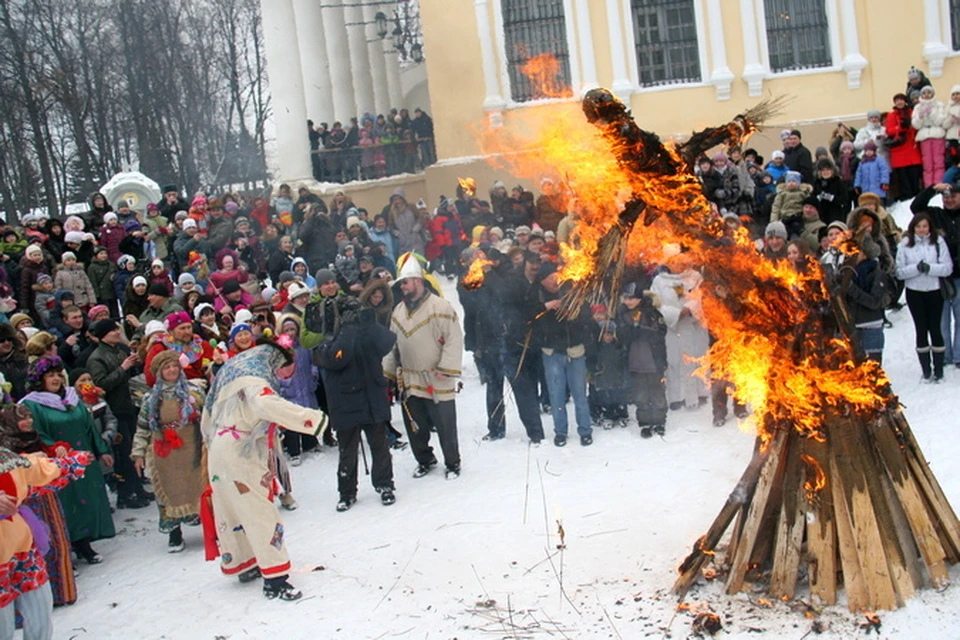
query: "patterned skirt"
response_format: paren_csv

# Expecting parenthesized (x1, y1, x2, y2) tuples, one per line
(23, 491, 76, 606)
(0, 547, 48, 609)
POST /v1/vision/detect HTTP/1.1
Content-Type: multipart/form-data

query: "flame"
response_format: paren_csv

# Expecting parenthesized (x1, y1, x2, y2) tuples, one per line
(457, 177, 477, 197)
(463, 258, 493, 290)
(519, 53, 573, 100)
(800, 454, 827, 500)
(471, 57, 895, 459)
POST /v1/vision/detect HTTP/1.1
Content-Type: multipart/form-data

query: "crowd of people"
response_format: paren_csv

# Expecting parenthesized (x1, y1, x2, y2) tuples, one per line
(307, 107, 436, 183)
(3, 64, 960, 637)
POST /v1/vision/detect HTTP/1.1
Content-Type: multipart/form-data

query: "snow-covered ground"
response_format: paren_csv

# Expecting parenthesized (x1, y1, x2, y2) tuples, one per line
(48, 201, 960, 639)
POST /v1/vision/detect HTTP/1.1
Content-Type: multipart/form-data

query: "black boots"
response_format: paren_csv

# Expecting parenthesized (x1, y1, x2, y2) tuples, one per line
(933, 347, 946, 382)
(263, 576, 302, 601)
(918, 347, 932, 380)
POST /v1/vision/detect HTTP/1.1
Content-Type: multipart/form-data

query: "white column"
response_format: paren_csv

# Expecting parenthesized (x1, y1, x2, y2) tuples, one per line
(363, 3, 392, 115)
(922, 0, 950, 77)
(573, 0, 598, 92)
(259, 0, 312, 182)
(475, 0, 506, 110)
(738, 0, 767, 97)
(292, 0, 334, 123)
(605, 0, 633, 99)
(322, 0, 356, 122)
(838, 0, 867, 89)
(381, 1, 404, 111)
(344, 3, 376, 116)
(704, 0, 734, 101)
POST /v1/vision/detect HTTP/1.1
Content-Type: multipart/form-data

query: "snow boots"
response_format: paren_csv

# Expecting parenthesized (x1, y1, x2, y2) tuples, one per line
(917, 347, 933, 380)
(167, 526, 184, 553)
(263, 577, 302, 601)
(933, 346, 946, 382)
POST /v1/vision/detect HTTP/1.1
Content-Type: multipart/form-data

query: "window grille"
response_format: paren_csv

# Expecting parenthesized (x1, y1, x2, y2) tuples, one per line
(764, 0, 831, 72)
(951, 0, 960, 51)
(630, 0, 702, 86)
(501, 0, 572, 102)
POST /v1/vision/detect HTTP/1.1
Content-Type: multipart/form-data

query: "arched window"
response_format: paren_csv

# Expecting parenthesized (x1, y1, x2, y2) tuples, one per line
(630, 0, 702, 87)
(500, 0, 572, 102)
(764, 0, 831, 72)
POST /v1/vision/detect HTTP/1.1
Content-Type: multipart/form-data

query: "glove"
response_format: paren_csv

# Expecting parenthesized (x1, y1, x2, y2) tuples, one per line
(714, 189, 727, 200)
(917, 261, 930, 274)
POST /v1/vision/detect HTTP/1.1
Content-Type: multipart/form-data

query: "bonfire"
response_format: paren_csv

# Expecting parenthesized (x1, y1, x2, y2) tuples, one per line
(472, 76, 960, 611)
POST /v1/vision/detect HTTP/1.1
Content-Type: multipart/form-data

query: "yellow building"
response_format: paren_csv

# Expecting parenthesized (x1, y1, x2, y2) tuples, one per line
(416, 0, 960, 202)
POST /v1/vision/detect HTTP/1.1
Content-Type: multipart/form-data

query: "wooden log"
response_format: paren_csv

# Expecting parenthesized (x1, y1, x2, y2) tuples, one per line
(830, 418, 898, 611)
(726, 430, 789, 595)
(893, 411, 960, 558)
(872, 415, 948, 589)
(768, 434, 806, 599)
(877, 465, 925, 591)
(673, 441, 770, 597)
(829, 452, 869, 611)
(805, 439, 837, 605)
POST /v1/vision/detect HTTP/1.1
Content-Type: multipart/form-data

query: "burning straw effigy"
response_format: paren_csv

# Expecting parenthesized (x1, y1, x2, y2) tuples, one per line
(474, 84, 960, 611)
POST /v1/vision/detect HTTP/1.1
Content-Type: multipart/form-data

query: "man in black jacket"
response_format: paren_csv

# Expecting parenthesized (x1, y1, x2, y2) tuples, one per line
(489, 251, 546, 444)
(157, 185, 188, 224)
(317, 297, 397, 512)
(913, 181, 960, 364)
(87, 319, 151, 509)
(57, 305, 96, 369)
(783, 130, 814, 183)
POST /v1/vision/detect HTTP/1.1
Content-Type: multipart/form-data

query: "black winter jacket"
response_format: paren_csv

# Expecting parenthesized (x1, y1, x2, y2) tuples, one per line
(317, 315, 396, 431)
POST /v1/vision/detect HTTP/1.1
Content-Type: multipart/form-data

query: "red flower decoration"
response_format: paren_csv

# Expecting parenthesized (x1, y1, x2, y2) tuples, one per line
(261, 387, 275, 396)
(304, 420, 313, 429)
(154, 439, 172, 458)
(426, 385, 435, 395)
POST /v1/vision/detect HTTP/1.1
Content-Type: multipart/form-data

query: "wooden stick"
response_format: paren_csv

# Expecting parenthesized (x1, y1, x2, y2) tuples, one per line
(769, 434, 806, 600)
(805, 438, 837, 605)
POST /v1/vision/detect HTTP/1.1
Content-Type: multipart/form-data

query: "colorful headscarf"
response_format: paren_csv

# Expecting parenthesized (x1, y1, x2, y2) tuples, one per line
(0, 404, 42, 453)
(140, 359, 197, 433)
(206, 344, 288, 410)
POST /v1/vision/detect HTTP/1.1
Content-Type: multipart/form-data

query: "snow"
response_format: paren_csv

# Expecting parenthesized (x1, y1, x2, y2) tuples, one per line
(48, 199, 960, 639)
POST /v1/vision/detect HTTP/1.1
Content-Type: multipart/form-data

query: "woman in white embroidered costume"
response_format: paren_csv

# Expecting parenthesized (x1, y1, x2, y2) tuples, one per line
(200, 340, 326, 601)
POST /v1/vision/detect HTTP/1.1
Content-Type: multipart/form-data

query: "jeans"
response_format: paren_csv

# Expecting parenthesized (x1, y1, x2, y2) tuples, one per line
(475, 349, 505, 437)
(542, 351, 592, 438)
(501, 348, 545, 440)
(940, 278, 960, 362)
(858, 326, 885, 363)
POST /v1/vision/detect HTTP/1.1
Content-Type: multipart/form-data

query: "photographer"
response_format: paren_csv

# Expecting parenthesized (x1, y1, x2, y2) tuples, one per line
(317, 297, 398, 512)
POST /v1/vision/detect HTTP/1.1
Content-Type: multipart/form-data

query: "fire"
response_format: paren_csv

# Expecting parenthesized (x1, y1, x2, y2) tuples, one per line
(462, 258, 493, 290)
(457, 177, 477, 197)
(518, 53, 572, 100)
(800, 454, 827, 500)
(472, 56, 896, 454)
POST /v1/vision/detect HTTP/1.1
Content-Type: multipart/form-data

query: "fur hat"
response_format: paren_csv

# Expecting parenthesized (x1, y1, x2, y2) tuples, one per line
(816, 157, 836, 172)
(514, 225, 531, 235)
(150, 349, 181, 377)
(287, 282, 311, 301)
(858, 192, 882, 208)
(621, 282, 642, 299)
(826, 221, 848, 233)
(222, 279, 241, 295)
(9, 313, 31, 330)
(907, 66, 922, 80)
(802, 196, 821, 212)
(346, 216, 361, 229)
(25, 331, 56, 357)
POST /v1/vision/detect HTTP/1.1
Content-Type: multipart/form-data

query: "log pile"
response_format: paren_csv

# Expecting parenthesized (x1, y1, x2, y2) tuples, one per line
(673, 410, 960, 611)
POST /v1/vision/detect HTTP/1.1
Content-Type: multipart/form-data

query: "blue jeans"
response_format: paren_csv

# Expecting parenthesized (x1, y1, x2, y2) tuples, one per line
(542, 350, 592, 438)
(941, 277, 960, 363)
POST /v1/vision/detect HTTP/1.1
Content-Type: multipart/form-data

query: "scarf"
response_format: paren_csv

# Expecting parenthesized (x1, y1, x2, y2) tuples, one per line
(19, 387, 80, 412)
(141, 373, 196, 433)
(159, 333, 204, 365)
(839, 155, 854, 182)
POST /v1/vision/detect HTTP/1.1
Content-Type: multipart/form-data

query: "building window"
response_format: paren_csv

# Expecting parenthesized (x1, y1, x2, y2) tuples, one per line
(951, 0, 960, 51)
(764, 0, 831, 72)
(501, 0, 572, 102)
(630, 0, 702, 87)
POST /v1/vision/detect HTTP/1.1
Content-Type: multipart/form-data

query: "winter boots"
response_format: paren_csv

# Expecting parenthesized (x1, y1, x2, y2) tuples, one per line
(933, 346, 946, 382)
(918, 347, 932, 380)
(263, 576, 302, 601)
(167, 526, 184, 553)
